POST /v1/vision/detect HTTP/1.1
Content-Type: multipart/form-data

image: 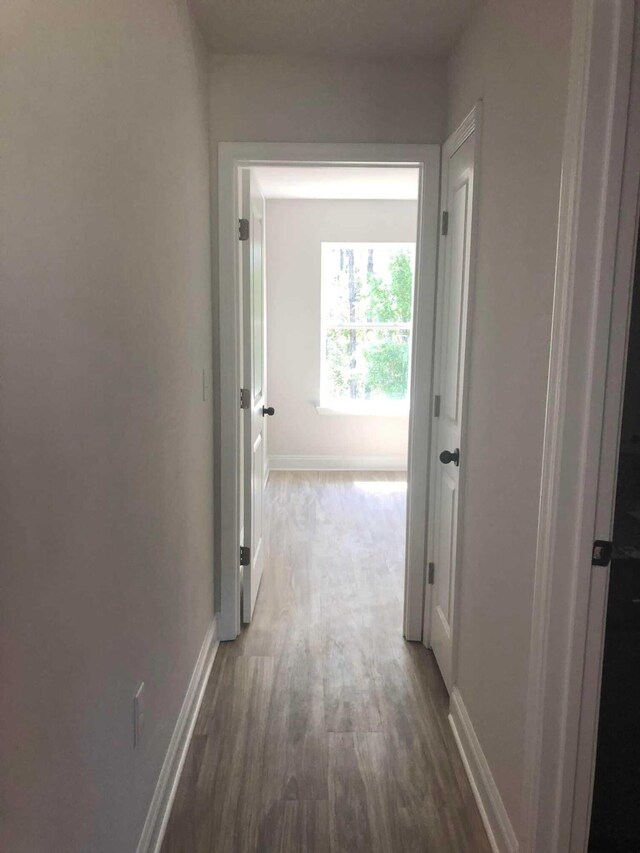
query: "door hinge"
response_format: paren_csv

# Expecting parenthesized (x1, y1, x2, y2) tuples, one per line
(592, 540, 613, 567)
(240, 545, 251, 566)
(428, 562, 435, 585)
(441, 210, 449, 236)
(239, 218, 249, 241)
(434, 394, 441, 418)
(240, 388, 250, 409)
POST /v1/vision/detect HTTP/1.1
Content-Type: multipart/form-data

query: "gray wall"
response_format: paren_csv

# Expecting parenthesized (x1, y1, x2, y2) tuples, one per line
(0, 1, 214, 851)
(208, 54, 447, 145)
(445, 0, 572, 839)
(265, 199, 416, 464)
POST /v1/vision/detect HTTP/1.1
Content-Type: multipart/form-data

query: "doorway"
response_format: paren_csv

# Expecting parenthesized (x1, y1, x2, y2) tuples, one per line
(217, 121, 480, 687)
(216, 143, 441, 645)
(244, 164, 420, 629)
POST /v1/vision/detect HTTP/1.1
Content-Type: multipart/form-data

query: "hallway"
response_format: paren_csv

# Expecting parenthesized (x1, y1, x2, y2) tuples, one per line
(161, 472, 490, 852)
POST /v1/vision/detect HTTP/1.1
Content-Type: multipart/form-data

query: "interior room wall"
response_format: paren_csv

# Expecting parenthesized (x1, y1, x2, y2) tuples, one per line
(265, 199, 417, 468)
(445, 0, 572, 841)
(0, 2, 214, 851)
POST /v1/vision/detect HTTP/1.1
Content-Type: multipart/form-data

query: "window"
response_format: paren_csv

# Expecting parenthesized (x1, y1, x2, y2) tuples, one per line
(320, 242, 416, 414)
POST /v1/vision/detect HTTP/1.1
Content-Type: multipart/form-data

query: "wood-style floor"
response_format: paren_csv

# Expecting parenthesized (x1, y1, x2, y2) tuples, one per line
(161, 471, 490, 853)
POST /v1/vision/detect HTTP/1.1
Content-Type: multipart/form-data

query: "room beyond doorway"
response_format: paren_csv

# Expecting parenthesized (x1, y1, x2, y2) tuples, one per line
(242, 163, 420, 626)
(260, 166, 420, 471)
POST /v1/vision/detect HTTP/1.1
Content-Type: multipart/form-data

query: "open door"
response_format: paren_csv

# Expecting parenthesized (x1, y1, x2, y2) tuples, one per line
(427, 115, 478, 691)
(240, 169, 270, 622)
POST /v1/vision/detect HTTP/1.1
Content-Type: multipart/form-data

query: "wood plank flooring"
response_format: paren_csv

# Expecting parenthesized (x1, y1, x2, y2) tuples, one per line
(161, 471, 490, 853)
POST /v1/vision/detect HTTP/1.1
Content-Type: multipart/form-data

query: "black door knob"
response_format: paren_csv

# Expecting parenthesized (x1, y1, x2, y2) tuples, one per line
(439, 448, 460, 466)
(262, 406, 275, 417)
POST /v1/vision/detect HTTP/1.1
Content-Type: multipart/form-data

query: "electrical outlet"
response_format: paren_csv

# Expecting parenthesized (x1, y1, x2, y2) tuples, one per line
(134, 682, 145, 747)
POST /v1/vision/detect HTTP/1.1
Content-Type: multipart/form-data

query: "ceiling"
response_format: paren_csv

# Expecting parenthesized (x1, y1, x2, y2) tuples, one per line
(252, 166, 420, 200)
(193, 0, 477, 60)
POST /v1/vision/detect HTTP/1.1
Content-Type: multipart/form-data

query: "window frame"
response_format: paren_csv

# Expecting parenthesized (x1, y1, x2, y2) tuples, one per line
(318, 241, 416, 415)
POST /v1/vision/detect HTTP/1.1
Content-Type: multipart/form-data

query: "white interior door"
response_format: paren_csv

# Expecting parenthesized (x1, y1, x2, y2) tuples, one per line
(241, 169, 269, 622)
(428, 124, 477, 691)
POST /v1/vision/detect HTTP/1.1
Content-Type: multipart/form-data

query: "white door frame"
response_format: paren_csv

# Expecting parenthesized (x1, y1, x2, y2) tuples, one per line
(523, 1, 640, 850)
(217, 142, 440, 641)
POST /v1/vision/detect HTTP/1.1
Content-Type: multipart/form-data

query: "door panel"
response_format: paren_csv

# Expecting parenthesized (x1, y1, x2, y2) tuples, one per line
(252, 214, 264, 399)
(443, 179, 469, 424)
(242, 169, 267, 622)
(437, 471, 457, 620)
(428, 129, 476, 691)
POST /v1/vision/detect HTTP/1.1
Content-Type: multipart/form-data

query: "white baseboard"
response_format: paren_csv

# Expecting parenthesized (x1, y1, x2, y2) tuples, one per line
(136, 617, 219, 853)
(268, 454, 407, 471)
(449, 687, 519, 853)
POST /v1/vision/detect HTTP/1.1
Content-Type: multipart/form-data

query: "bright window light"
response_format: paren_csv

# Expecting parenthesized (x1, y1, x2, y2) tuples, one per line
(320, 243, 416, 413)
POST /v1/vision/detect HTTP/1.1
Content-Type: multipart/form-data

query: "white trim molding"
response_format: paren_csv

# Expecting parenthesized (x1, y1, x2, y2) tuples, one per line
(449, 688, 519, 853)
(446, 104, 479, 158)
(136, 618, 219, 853)
(268, 454, 407, 471)
(523, 1, 639, 851)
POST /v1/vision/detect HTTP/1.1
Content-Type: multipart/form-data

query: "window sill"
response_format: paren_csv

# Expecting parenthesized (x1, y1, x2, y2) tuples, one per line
(315, 401, 409, 417)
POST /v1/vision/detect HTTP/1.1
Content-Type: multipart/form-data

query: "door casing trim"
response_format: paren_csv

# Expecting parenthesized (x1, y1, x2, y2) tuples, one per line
(522, 1, 640, 849)
(217, 142, 441, 641)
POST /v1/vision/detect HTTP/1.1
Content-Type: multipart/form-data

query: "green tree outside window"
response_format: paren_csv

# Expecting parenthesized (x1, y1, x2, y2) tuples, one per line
(321, 243, 415, 405)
